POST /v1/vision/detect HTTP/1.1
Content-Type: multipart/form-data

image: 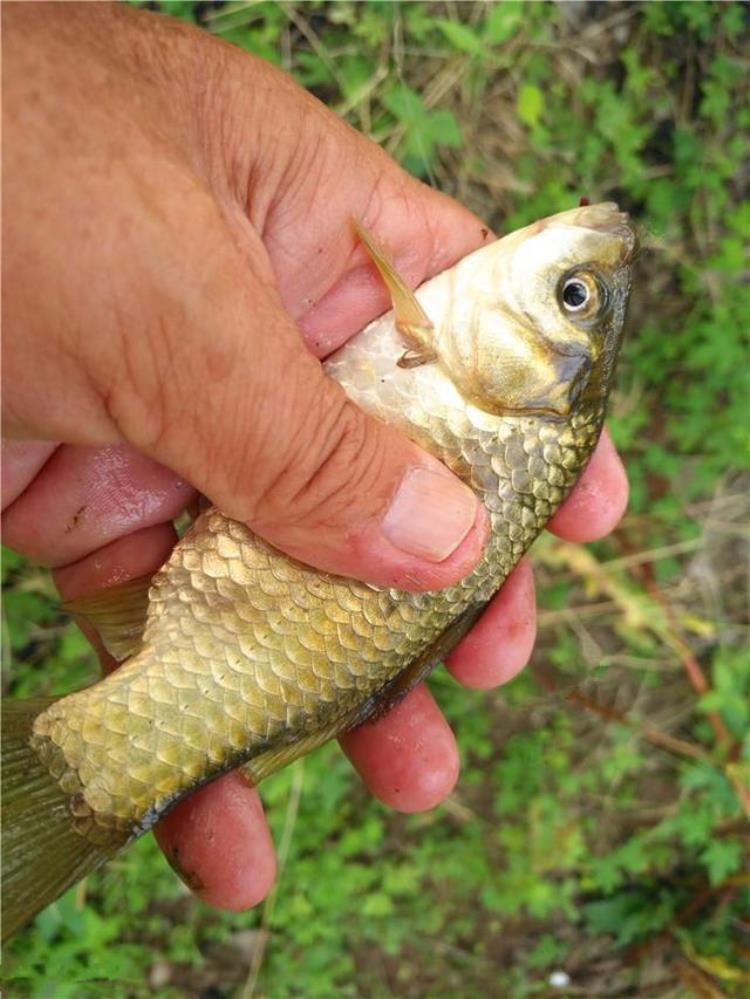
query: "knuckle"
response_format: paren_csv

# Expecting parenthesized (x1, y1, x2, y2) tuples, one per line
(99, 308, 175, 454)
(252, 387, 387, 532)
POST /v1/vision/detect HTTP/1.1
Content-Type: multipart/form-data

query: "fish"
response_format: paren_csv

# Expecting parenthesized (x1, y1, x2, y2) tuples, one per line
(1, 202, 635, 938)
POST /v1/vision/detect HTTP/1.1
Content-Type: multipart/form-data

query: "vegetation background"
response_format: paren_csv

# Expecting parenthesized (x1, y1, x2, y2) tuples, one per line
(2, 1, 748, 996)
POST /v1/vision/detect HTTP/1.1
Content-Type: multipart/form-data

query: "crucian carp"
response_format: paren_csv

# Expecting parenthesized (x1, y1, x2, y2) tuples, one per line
(2, 203, 635, 938)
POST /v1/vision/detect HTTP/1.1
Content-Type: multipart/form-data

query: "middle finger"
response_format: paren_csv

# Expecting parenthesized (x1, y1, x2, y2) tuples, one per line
(2, 442, 195, 566)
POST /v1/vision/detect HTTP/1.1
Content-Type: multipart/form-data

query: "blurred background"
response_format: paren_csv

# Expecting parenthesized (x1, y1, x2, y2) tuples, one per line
(3, 1, 748, 995)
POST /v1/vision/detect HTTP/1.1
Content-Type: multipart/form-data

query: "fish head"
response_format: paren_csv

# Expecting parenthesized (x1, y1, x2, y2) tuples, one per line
(442, 202, 636, 419)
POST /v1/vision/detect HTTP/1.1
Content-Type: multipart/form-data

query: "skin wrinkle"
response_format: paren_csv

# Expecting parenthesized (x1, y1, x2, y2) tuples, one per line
(241, 75, 293, 235)
(261, 101, 333, 246)
(282, 396, 386, 526)
(240, 55, 340, 235)
(102, 328, 167, 455)
(95, 183, 208, 449)
(374, 178, 459, 296)
(119, 212, 282, 493)
(149, 316, 187, 449)
(184, 37, 243, 192)
(263, 132, 398, 312)
(290, 201, 390, 326)
(218, 200, 279, 294)
(214, 339, 316, 524)
(1, 441, 59, 511)
(108, 9, 201, 141)
(257, 384, 379, 532)
(97, 467, 183, 534)
(298, 264, 391, 351)
(295, 180, 445, 350)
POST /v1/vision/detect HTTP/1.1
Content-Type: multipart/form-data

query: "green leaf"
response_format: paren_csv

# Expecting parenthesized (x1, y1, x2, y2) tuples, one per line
(484, 1, 524, 44)
(435, 17, 482, 55)
(382, 83, 425, 124)
(428, 108, 462, 147)
(434, 18, 482, 55)
(517, 83, 544, 128)
(701, 840, 743, 887)
(360, 892, 395, 918)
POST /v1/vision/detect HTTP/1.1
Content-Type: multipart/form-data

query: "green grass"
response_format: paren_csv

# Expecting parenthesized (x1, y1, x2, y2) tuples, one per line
(3, 2, 749, 995)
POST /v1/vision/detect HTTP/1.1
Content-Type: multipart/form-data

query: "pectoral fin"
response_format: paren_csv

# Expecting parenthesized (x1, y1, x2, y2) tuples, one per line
(397, 348, 436, 369)
(63, 574, 152, 662)
(354, 219, 437, 364)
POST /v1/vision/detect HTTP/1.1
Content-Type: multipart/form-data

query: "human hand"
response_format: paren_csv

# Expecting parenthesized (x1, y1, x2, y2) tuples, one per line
(1, 5, 628, 908)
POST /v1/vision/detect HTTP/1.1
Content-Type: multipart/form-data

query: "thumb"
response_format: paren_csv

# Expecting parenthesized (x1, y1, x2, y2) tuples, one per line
(106, 237, 487, 592)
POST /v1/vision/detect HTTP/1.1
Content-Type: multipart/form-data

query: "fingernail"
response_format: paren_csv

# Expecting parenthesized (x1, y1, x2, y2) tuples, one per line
(382, 467, 478, 562)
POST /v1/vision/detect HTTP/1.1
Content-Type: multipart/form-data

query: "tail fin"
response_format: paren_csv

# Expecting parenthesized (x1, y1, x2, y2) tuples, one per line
(2, 698, 116, 940)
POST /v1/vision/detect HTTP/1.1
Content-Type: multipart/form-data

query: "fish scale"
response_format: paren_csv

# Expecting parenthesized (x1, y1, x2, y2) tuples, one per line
(31, 401, 601, 838)
(3, 204, 635, 937)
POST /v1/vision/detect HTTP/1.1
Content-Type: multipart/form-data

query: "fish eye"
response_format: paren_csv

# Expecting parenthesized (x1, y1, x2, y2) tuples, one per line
(562, 279, 589, 310)
(558, 269, 608, 323)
